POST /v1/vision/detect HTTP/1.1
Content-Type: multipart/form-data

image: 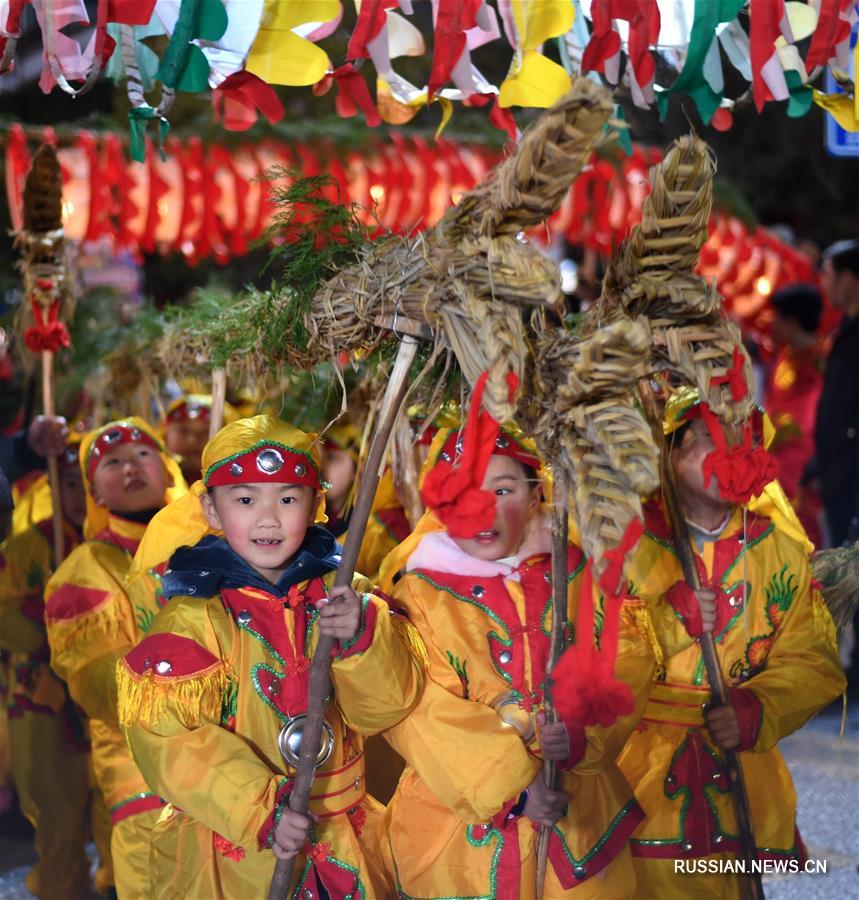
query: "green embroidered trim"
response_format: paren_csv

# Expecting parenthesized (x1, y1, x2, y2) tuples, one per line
(325, 857, 366, 900)
(220, 677, 239, 727)
(251, 662, 290, 725)
(633, 732, 734, 847)
(204, 440, 320, 486)
(721, 523, 775, 583)
(645, 530, 676, 555)
(412, 572, 512, 649)
(135, 604, 156, 634)
(338, 593, 371, 655)
(108, 791, 158, 814)
(237, 617, 286, 667)
(290, 859, 313, 899)
(305, 604, 319, 651)
(269, 777, 293, 849)
(540, 556, 588, 636)
(445, 651, 470, 699)
(551, 797, 640, 868)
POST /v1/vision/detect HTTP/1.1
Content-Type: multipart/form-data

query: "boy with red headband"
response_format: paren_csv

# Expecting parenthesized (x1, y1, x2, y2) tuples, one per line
(0, 439, 102, 899)
(117, 415, 425, 898)
(616, 386, 845, 898)
(377, 380, 657, 899)
(45, 419, 186, 900)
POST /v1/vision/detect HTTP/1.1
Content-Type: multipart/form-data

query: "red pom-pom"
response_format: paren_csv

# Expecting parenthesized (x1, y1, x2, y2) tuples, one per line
(703, 444, 777, 504)
(552, 648, 635, 728)
(23, 321, 70, 353)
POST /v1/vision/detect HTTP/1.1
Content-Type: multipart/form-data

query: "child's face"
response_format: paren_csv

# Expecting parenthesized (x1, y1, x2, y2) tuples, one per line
(91, 443, 170, 513)
(452, 454, 541, 561)
(322, 448, 356, 510)
(59, 467, 87, 528)
(671, 418, 733, 511)
(202, 483, 321, 583)
(165, 419, 209, 479)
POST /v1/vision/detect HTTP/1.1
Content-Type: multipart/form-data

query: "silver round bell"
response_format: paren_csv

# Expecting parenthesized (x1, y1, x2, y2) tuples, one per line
(492, 691, 534, 741)
(277, 715, 335, 768)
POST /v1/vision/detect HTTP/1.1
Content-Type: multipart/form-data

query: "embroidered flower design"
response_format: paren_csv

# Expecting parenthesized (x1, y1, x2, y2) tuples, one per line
(308, 841, 332, 865)
(347, 805, 366, 836)
(213, 832, 246, 861)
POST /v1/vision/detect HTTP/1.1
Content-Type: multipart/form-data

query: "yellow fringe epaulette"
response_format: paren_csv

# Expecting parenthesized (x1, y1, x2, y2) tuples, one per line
(48, 596, 122, 654)
(811, 591, 839, 657)
(390, 611, 430, 670)
(623, 600, 666, 681)
(117, 657, 236, 730)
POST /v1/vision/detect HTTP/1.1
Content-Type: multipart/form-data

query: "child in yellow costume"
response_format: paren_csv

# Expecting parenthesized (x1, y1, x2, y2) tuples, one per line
(617, 387, 846, 899)
(162, 394, 238, 485)
(118, 415, 426, 899)
(0, 441, 95, 899)
(44, 419, 186, 900)
(378, 378, 656, 900)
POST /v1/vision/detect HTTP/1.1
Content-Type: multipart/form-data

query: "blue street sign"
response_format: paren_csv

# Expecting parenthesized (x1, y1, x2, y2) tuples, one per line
(823, 31, 859, 158)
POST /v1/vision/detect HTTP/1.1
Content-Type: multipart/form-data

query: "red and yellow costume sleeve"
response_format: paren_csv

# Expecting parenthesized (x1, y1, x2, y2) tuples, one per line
(384, 573, 541, 823)
(45, 539, 139, 724)
(116, 572, 424, 898)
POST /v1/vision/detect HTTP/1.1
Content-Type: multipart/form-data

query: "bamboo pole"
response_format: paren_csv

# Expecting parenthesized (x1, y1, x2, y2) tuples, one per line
(637, 380, 763, 900)
(267, 331, 422, 900)
(209, 368, 227, 439)
(535, 466, 569, 897)
(41, 350, 64, 563)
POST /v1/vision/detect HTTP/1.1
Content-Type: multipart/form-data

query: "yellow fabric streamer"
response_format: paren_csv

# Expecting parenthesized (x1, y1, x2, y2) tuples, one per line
(80, 417, 187, 540)
(246, 0, 338, 86)
(116, 658, 235, 730)
(813, 89, 859, 132)
(624, 601, 665, 681)
(131, 416, 328, 579)
(499, 0, 573, 109)
(390, 614, 430, 670)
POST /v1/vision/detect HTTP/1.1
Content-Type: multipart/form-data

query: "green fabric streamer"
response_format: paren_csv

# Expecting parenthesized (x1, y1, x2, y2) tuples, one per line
(156, 0, 228, 93)
(128, 106, 170, 163)
(657, 0, 745, 124)
(785, 70, 813, 118)
(612, 104, 632, 156)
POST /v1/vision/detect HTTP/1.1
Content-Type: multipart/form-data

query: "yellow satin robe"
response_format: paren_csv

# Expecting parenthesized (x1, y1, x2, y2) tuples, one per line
(384, 536, 657, 899)
(617, 502, 846, 899)
(119, 571, 425, 900)
(45, 513, 167, 899)
(0, 518, 97, 899)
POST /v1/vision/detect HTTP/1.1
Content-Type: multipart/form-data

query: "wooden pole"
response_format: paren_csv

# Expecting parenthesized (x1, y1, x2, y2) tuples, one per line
(267, 330, 423, 900)
(535, 466, 569, 898)
(637, 380, 763, 900)
(41, 350, 64, 564)
(209, 368, 227, 439)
